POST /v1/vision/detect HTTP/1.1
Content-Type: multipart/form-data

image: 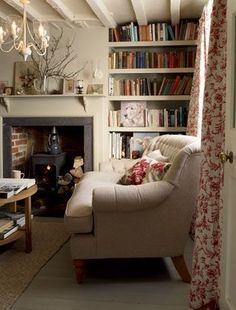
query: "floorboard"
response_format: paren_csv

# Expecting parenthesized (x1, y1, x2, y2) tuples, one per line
(12, 220, 193, 310)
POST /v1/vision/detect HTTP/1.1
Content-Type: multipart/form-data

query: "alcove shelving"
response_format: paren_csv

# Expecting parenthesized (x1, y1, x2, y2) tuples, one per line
(108, 33, 197, 159)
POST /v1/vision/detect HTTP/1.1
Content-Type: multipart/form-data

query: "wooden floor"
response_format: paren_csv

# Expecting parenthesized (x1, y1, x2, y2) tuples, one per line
(12, 222, 193, 310)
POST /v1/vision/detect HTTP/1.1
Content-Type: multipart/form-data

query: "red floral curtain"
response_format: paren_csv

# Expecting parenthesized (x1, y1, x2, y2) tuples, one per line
(188, 0, 227, 309)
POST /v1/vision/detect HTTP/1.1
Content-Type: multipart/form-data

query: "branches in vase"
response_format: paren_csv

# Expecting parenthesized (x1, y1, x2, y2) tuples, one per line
(31, 29, 86, 82)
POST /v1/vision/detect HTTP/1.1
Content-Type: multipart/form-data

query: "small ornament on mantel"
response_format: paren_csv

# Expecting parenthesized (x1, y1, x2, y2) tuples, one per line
(76, 80, 84, 94)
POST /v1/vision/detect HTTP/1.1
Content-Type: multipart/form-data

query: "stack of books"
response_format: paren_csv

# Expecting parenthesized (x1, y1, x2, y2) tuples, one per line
(0, 211, 34, 239)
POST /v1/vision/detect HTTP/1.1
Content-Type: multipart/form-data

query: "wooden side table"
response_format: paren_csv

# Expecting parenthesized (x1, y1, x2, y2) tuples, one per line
(0, 184, 37, 253)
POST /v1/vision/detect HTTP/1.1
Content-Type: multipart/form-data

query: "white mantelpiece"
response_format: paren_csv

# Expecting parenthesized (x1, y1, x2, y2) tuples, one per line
(0, 95, 109, 176)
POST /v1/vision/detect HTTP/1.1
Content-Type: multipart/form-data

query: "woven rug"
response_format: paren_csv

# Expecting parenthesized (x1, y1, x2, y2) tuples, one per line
(0, 220, 69, 310)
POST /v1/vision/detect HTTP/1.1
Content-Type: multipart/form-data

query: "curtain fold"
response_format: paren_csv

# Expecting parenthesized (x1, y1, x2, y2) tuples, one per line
(189, 0, 227, 309)
(186, 1, 212, 138)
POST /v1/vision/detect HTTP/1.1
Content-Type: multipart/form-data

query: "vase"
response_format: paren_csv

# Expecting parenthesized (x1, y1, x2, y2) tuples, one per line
(34, 75, 49, 94)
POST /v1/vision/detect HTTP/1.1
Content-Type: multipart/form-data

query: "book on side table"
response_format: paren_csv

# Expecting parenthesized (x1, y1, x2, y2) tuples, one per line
(0, 178, 36, 198)
(0, 219, 14, 232)
(0, 211, 34, 227)
(0, 224, 18, 240)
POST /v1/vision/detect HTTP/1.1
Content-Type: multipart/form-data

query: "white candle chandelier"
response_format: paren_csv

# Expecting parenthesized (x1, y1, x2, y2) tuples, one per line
(0, 0, 50, 61)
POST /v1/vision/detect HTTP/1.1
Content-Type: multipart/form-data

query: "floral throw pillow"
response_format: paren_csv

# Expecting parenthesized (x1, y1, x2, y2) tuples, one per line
(142, 161, 171, 183)
(120, 159, 171, 185)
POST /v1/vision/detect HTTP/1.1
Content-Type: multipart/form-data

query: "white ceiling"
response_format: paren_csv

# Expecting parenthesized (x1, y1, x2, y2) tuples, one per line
(0, 0, 207, 28)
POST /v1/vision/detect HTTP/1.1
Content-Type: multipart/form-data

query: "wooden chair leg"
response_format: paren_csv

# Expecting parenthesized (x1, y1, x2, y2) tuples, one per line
(171, 255, 191, 283)
(73, 259, 86, 284)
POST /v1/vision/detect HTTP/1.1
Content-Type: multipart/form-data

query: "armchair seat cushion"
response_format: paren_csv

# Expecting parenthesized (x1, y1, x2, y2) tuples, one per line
(64, 171, 122, 233)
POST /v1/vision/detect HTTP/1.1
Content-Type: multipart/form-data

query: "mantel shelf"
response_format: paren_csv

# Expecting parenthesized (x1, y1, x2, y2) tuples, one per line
(0, 94, 105, 112)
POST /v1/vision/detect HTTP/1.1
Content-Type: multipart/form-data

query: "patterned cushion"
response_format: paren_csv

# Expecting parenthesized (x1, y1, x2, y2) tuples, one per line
(120, 158, 171, 185)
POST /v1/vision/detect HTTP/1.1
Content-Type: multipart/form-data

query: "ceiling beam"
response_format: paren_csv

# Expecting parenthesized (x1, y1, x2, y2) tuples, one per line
(131, 0, 147, 25)
(46, 0, 76, 22)
(170, 0, 180, 26)
(85, 0, 117, 28)
(2, 0, 43, 21)
(46, 0, 87, 28)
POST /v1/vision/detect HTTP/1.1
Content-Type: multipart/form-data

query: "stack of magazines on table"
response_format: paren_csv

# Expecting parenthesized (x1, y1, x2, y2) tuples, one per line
(0, 178, 36, 199)
(0, 211, 34, 239)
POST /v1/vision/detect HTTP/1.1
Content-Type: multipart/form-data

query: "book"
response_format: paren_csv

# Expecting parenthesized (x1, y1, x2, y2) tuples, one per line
(0, 186, 15, 198)
(0, 178, 36, 196)
(0, 219, 14, 232)
(0, 224, 18, 240)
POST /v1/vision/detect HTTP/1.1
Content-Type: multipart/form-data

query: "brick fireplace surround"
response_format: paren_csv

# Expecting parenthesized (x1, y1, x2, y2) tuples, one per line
(2, 117, 93, 178)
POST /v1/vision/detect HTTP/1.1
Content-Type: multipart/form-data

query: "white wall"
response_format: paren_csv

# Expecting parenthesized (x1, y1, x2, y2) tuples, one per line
(0, 26, 109, 175)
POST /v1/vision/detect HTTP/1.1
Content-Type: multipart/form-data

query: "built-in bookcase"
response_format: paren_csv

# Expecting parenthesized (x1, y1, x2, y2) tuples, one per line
(108, 20, 198, 159)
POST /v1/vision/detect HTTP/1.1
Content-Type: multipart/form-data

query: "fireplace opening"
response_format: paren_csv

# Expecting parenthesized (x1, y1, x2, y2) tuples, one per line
(3, 117, 93, 216)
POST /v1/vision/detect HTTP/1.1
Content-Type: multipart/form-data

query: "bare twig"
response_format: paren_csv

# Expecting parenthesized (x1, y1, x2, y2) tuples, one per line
(31, 29, 86, 81)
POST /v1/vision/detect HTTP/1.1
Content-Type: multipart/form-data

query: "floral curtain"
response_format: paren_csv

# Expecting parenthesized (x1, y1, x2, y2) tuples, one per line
(188, 0, 227, 309)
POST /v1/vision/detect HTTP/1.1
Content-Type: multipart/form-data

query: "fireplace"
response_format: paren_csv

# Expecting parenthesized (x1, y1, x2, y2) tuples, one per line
(3, 117, 93, 177)
(2, 117, 93, 216)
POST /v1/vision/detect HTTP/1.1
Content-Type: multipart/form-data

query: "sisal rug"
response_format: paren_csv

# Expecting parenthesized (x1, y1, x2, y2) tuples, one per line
(0, 220, 69, 310)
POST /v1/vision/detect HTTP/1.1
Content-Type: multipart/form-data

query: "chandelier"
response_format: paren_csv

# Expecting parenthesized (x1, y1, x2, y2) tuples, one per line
(0, 0, 50, 61)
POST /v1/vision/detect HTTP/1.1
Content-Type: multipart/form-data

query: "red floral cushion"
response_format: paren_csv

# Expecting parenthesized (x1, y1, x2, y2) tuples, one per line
(120, 159, 171, 185)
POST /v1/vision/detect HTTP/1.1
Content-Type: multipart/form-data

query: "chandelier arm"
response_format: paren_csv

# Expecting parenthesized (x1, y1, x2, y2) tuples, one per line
(0, 44, 16, 53)
(29, 43, 47, 56)
(26, 22, 43, 51)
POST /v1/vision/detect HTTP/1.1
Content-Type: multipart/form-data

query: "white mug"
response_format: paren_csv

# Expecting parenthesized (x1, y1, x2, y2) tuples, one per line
(12, 170, 24, 179)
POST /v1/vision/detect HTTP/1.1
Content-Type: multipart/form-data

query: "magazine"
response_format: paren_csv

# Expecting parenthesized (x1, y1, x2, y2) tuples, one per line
(0, 186, 15, 198)
(0, 178, 36, 196)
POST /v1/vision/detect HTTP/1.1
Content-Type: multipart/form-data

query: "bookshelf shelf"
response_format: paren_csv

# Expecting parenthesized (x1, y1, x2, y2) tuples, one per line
(109, 68, 195, 74)
(108, 40, 197, 48)
(108, 127, 187, 132)
(109, 95, 191, 101)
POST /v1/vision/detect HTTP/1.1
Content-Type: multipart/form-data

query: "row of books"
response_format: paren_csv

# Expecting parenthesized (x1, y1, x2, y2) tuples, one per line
(109, 49, 196, 69)
(109, 132, 159, 159)
(0, 178, 36, 199)
(0, 211, 33, 240)
(108, 76, 193, 96)
(109, 107, 188, 128)
(109, 20, 198, 42)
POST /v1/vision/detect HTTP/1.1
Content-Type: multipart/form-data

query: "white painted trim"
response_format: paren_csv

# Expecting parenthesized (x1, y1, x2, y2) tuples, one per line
(170, 0, 180, 26)
(46, 0, 76, 22)
(85, 0, 116, 28)
(131, 0, 147, 25)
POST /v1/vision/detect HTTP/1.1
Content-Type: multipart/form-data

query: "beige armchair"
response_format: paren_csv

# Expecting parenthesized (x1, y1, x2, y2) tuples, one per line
(64, 134, 201, 283)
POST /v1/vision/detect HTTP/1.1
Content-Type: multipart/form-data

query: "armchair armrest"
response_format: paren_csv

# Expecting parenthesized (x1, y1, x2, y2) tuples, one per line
(93, 181, 174, 212)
